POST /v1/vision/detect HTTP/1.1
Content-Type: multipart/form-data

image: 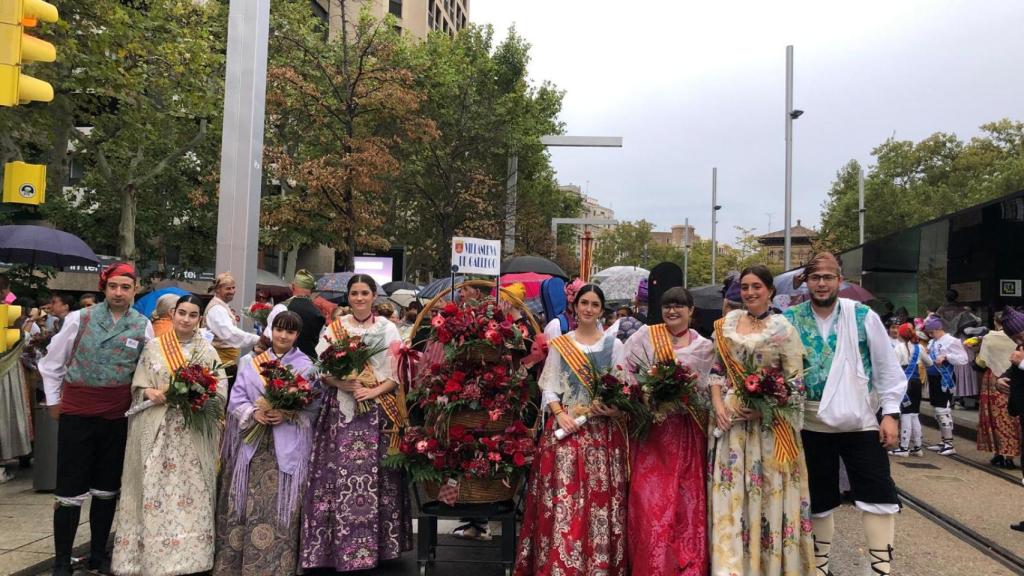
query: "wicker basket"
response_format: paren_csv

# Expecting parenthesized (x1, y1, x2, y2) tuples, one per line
(408, 279, 542, 343)
(447, 407, 513, 433)
(453, 344, 504, 365)
(423, 475, 523, 504)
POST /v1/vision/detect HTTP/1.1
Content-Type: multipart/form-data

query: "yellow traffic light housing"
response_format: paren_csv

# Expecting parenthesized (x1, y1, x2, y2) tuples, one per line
(3, 160, 46, 204)
(0, 0, 59, 107)
(0, 304, 23, 353)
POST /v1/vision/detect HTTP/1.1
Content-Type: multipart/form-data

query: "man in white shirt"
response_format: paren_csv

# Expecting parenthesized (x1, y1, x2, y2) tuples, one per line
(784, 253, 907, 576)
(202, 272, 261, 373)
(923, 315, 969, 456)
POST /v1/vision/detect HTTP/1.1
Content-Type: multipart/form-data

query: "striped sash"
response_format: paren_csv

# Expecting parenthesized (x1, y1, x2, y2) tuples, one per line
(549, 334, 594, 394)
(158, 332, 188, 374)
(713, 318, 799, 466)
(251, 350, 272, 386)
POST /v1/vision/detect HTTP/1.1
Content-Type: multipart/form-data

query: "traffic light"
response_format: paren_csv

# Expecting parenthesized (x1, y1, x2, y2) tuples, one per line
(0, 304, 22, 353)
(0, 0, 59, 107)
(3, 160, 46, 204)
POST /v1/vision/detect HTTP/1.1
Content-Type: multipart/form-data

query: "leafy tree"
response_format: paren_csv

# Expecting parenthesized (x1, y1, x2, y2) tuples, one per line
(817, 119, 1024, 252)
(261, 0, 434, 271)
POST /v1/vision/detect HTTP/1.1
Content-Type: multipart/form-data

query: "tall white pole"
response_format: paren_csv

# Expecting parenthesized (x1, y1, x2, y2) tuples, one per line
(684, 218, 691, 288)
(858, 167, 865, 245)
(784, 45, 794, 270)
(711, 167, 718, 286)
(215, 0, 270, 323)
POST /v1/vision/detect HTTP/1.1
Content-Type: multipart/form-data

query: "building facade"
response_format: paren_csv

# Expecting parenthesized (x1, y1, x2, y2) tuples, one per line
(316, 0, 469, 40)
(757, 219, 817, 267)
(651, 224, 700, 249)
(558, 183, 615, 258)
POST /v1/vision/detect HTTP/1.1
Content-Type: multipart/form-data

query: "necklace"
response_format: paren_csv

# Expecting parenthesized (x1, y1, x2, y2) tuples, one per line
(352, 312, 374, 324)
(747, 309, 771, 321)
(670, 326, 689, 339)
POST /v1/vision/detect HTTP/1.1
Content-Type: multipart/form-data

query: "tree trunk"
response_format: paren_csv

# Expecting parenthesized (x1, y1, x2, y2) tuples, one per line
(118, 183, 139, 262)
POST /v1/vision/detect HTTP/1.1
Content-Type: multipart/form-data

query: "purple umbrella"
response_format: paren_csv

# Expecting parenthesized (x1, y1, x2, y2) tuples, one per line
(0, 225, 99, 268)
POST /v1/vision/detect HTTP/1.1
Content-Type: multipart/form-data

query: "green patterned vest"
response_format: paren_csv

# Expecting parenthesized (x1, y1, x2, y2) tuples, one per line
(784, 301, 872, 401)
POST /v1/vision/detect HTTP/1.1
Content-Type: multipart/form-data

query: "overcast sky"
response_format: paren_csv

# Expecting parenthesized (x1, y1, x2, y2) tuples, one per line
(470, 1, 1024, 244)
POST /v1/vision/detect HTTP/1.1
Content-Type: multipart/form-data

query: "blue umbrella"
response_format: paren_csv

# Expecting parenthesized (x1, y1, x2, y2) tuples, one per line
(133, 287, 190, 318)
(418, 276, 467, 300)
(0, 225, 99, 268)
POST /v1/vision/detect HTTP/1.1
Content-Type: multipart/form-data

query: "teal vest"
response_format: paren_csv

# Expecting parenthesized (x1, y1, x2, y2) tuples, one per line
(65, 302, 150, 388)
(784, 301, 872, 401)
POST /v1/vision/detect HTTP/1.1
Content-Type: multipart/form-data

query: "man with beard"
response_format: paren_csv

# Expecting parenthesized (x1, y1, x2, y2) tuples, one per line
(783, 252, 907, 576)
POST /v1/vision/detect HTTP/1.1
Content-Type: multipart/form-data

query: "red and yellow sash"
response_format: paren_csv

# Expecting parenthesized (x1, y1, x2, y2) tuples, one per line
(251, 350, 272, 386)
(549, 334, 595, 406)
(650, 324, 709, 432)
(158, 332, 188, 374)
(712, 318, 799, 466)
(331, 319, 406, 452)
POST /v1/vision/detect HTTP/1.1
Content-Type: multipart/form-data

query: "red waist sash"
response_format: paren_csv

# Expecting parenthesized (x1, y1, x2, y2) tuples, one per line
(61, 384, 131, 420)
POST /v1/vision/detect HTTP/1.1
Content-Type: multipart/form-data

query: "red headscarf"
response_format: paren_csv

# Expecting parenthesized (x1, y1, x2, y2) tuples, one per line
(99, 262, 137, 290)
(897, 322, 917, 342)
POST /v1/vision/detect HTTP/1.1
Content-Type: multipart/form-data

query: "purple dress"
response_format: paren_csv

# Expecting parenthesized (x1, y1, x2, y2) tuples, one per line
(300, 316, 412, 571)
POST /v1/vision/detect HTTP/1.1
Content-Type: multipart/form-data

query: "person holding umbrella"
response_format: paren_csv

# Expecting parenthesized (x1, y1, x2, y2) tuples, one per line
(38, 262, 153, 576)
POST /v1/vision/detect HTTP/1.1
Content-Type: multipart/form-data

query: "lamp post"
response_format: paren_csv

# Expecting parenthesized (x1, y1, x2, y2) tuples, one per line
(858, 167, 865, 245)
(784, 45, 804, 270)
(683, 216, 690, 288)
(711, 167, 721, 285)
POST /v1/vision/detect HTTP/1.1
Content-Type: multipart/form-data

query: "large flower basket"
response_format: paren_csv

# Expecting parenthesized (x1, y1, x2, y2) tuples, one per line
(423, 475, 523, 504)
(447, 407, 513, 434)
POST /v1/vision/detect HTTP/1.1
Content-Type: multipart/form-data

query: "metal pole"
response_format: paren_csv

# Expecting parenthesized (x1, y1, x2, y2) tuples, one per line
(215, 0, 270, 323)
(858, 167, 865, 245)
(711, 167, 718, 286)
(683, 216, 689, 288)
(784, 45, 794, 270)
(503, 155, 518, 257)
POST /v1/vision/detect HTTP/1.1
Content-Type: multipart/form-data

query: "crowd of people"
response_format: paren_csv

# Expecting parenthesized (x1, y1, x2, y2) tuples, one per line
(0, 252, 1023, 576)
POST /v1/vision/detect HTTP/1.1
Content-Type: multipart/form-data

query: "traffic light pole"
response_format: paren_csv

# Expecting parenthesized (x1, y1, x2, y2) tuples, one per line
(215, 0, 270, 322)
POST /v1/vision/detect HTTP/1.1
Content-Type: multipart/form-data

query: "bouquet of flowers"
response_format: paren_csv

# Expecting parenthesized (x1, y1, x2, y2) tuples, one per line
(408, 360, 532, 422)
(631, 356, 702, 437)
(244, 359, 316, 445)
(717, 354, 804, 438)
(386, 420, 537, 485)
(316, 332, 388, 415)
(245, 301, 273, 326)
(585, 359, 648, 432)
(125, 360, 223, 437)
(429, 300, 527, 360)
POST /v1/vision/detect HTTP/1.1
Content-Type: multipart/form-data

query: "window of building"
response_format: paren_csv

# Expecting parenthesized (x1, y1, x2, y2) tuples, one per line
(389, 0, 402, 17)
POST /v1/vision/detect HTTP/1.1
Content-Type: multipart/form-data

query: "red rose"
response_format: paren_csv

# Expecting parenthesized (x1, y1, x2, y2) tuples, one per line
(513, 452, 527, 466)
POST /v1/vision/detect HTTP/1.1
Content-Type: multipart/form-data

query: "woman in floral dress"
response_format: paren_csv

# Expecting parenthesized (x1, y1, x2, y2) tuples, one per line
(514, 284, 629, 576)
(112, 295, 225, 576)
(624, 287, 716, 576)
(213, 311, 318, 576)
(300, 273, 412, 571)
(707, 266, 815, 576)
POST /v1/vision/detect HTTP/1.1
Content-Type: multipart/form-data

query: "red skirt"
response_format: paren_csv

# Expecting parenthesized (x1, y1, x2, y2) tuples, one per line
(514, 416, 629, 576)
(977, 369, 1021, 457)
(628, 413, 708, 576)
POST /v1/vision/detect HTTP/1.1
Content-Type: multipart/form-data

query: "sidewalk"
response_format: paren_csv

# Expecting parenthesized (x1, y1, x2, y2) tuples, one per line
(0, 462, 91, 576)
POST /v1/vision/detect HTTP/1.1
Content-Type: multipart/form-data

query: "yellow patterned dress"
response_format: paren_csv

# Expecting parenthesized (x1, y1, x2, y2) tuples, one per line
(707, 311, 815, 576)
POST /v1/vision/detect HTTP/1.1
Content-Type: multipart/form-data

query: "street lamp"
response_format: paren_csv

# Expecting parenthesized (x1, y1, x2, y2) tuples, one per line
(783, 45, 804, 270)
(711, 167, 721, 285)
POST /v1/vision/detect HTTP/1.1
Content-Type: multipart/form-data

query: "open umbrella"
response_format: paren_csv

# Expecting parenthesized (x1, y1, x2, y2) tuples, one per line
(501, 256, 568, 280)
(389, 289, 420, 308)
(500, 272, 551, 299)
(382, 280, 417, 295)
(0, 225, 99, 268)
(316, 272, 384, 296)
(418, 276, 467, 300)
(133, 287, 191, 318)
(689, 284, 724, 311)
(592, 267, 649, 302)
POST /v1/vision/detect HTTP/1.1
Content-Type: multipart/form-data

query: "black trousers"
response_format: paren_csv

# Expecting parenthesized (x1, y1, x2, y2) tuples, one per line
(802, 430, 900, 515)
(55, 414, 128, 498)
(900, 378, 922, 414)
(928, 374, 954, 408)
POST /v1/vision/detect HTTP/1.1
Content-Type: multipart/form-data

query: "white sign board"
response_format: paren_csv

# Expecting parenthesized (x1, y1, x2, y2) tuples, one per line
(451, 237, 501, 276)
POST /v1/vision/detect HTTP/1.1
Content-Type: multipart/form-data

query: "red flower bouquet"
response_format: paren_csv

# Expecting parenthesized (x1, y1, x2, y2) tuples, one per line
(244, 360, 316, 444)
(245, 301, 272, 325)
(732, 357, 805, 433)
(166, 363, 222, 436)
(429, 300, 527, 360)
(631, 357, 703, 436)
(389, 420, 537, 485)
(316, 332, 388, 414)
(408, 360, 532, 422)
(586, 360, 647, 428)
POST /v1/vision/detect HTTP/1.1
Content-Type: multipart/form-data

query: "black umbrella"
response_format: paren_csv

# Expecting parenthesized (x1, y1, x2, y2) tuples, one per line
(382, 280, 417, 295)
(500, 256, 568, 280)
(0, 225, 99, 268)
(689, 284, 724, 310)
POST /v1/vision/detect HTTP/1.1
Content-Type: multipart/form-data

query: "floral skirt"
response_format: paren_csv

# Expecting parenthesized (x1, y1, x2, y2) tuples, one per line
(629, 412, 708, 576)
(112, 411, 215, 576)
(300, 393, 412, 571)
(212, 436, 301, 576)
(977, 370, 1021, 457)
(707, 419, 814, 576)
(514, 416, 629, 576)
